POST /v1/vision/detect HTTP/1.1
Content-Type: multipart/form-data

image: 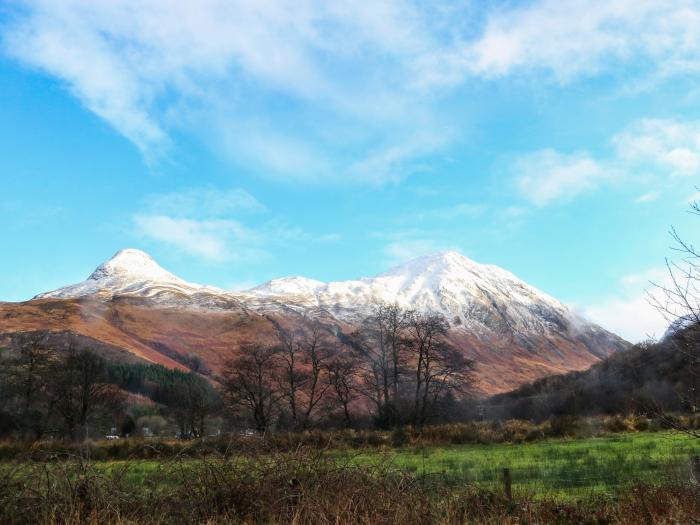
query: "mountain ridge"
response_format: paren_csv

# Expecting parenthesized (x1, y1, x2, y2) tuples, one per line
(2, 248, 630, 394)
(37, 249, 590, 333)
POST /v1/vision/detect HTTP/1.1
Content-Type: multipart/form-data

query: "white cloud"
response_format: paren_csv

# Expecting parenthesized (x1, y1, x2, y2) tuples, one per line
(582, 267, 671, 342)
(226, 280, 259, 292)
(635, 191, 661, 203)
(385, 239, 442, 265)
(395, 202, 487, 224)
(463, 0, 700, 82)
(684, 191, 700, 205)
(514, 149, 614, 206)
(583, 294, 669, 343)
(7, 1, 700, 182)
(133, 186, 338, 261)
(2, 0, 459, 182)
(431, 203, 487, 220)
(614, 119, 700, 176)
(499, 206, 528, 219)
(514, 117, 700, 206)
(147, 187, 265, 218)
(382, 236, 459, 266)
(620, 267, 668, 288)
(133, 214, 259, 261)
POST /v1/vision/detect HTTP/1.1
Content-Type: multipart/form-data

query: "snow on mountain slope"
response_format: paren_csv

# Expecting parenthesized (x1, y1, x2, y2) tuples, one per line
(34, 249, 605, 343)
(241, 251, 585, 338)
(18, 248, 630, 393)
(35, 249, 223, 301)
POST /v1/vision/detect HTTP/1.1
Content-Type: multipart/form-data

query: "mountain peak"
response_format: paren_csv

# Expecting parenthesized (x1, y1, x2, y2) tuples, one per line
(378, 250, 482, 280)
(100, 248, 158, 268)
(250, 276, 325, 296)
(89, 249, 178, 283)
(33, 248, 191, 300)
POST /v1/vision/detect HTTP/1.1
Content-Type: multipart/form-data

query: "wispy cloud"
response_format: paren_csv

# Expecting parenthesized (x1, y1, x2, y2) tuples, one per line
(147, 187, 266, 217)
(635, 191, 661, 203)
(373, 227, 461, 266)
(581, 267, 671, 342)
(226, 280, 259, 292)
(384, 238, 448, 266)
(7, 1, 700, 183)
(133, 214, 260, 261)
(514, 149, 616, 206)
(583, 293, 668, 343)
(394, 202, 487, 224)
(133, 186, 338, 261)
(514, 117, 700, 206)
(462, 0, 700, 83)
(613, 119, 700, 177)
(684, 190, 700, 205)
(2, 1, 460, 183)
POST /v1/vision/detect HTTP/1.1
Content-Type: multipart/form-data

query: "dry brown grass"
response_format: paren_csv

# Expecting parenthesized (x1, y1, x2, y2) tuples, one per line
(3, 415, 700, 462)
(2, 448, 700, 524)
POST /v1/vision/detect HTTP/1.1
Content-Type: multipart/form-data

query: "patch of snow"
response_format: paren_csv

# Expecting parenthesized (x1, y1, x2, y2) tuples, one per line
(35, 249, 222, 300)
(34, 248, 605, 341)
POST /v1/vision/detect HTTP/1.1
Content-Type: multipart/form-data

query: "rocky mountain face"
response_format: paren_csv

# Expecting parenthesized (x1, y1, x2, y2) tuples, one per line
(1, 249, 629, 394)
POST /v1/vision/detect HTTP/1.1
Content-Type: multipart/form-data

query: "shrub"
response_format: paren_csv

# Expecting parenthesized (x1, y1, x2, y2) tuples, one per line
(2, 452, 700, 524)
(547, 415, 580, 437)
(391, 426, 409, 447)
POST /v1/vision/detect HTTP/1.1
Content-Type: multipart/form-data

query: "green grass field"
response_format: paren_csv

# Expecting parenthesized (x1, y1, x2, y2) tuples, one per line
(346, 431, 700, 499)
(5, 431, 699, 501)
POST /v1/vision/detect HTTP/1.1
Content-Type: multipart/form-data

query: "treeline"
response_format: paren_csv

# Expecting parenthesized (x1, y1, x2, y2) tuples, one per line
(221, 304, 476, 432)
(3, 310, 700, 442)
(104, 360, 219, 438)
(0, 335, 124, 441)
(0, 333, 218, 441)
(487, 324, 700, 421)
(0, 304, 477, 441)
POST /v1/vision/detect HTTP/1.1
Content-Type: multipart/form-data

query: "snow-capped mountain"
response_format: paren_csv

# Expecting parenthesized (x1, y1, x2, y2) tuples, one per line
(37, 249, 596, 342)
(36, 248, 222, 300)
(35, 249, 244, 310)
(10, 248, 628, 394)
(242, 251, 581, 338)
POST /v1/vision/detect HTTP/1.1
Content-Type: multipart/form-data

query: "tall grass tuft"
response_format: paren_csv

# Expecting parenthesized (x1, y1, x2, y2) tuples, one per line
(2, 448, 700, 524)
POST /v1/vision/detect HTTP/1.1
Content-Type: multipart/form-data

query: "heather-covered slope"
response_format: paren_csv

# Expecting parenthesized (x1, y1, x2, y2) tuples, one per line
(1, 249, 629, 394)
(487, 324, 700, 419)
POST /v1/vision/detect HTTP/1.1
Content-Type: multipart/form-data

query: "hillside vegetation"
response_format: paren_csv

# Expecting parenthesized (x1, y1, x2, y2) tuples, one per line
(487, 324, 700, 421)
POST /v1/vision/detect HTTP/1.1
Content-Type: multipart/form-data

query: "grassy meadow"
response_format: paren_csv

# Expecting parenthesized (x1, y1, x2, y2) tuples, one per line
(88, 430, 700, 499)
(3, 429, 700, 523)
(350, 431, 700, 499)
(6, 430, 697, 499)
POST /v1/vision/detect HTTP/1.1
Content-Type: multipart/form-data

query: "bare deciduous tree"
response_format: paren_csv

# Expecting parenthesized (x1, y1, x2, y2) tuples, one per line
(222, 342, 282, 433)
(351, 303, 476, 428)
(2, 333, 57, 440)
(275, 323, 334, 429)
(50, 346, 124, 441)
(298, 323, 332, 428)
(326, 353, 359, 428)
(408, 312, 475, 427)
(276, 328, 305, 427)
(648, 193, 700, 437)
(165, 377, 215, 438)
(353, 303, 412, 426)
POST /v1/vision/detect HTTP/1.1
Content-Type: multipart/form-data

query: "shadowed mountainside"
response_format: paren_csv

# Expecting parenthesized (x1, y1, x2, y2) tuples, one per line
(487, 324, 700, 418)
(0, 250, 630, 395)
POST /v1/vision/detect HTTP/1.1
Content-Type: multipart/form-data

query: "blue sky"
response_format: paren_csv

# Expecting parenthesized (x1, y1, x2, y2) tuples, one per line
(2, 0, 700, 342)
